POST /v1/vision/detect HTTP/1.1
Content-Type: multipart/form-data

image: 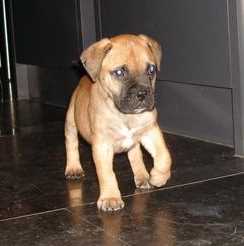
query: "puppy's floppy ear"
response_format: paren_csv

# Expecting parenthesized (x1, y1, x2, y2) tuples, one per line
(138, 34, 162, 71)
(80, 38, 112, 82)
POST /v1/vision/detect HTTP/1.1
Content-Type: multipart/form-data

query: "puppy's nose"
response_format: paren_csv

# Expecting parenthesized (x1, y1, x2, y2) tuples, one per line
(137, 89, 148, 101)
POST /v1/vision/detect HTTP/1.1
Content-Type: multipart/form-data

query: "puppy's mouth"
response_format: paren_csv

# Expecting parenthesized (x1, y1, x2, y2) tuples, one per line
(114, 86, 155, 114)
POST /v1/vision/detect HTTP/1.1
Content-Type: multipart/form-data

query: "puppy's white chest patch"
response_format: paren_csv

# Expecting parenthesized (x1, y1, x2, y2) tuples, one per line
(118, 128, 135, 150)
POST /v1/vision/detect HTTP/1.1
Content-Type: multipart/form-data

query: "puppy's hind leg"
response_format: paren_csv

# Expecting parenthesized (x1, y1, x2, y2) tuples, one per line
(65, 96, 84, 179)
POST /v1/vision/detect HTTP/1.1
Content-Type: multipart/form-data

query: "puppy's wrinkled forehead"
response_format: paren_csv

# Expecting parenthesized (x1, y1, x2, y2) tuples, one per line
(102, 36, 155, 72)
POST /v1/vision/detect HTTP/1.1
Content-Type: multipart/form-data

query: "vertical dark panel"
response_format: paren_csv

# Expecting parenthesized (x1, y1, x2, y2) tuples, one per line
(11, 0, 98, 106)
(79, 0, 97, 49)
(36, 67, 80, 107)
(100, 0, 231, 88)
(156, 82, 234, 146)
(233, 0, 244, 156)
(12, 0, 81, 67)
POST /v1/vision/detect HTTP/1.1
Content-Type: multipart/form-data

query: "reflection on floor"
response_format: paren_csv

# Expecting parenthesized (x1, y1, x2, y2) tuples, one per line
(1, 100, 244, 245)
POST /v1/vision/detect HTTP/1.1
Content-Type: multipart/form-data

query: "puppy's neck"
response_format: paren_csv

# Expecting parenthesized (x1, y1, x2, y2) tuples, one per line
(93, 81, 121, 113)
(94, 80, 112, 99)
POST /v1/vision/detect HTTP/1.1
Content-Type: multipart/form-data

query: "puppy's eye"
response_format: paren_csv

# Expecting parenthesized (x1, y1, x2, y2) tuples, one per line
(111, 67, 127, 79)
(114, 69, 124, 77)
(147, 64, 157, 76)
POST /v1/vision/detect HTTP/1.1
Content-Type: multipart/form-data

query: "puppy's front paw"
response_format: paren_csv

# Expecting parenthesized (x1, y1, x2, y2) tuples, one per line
(149, 168, 171, 187)
(97, 197, 125, 212)
(135, 177, 153, 190)
(65, 164, 84, 180)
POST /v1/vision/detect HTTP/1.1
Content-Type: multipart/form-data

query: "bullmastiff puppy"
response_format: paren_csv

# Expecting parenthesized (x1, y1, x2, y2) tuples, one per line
(65, 34, 172, 211)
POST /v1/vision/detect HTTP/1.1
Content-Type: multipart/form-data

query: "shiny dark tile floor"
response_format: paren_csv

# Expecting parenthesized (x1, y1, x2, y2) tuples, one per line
(1, 101, 244, 245)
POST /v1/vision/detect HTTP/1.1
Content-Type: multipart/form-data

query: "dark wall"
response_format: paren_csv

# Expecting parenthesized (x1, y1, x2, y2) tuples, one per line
(12, 0, 97, 106)
(98, 0, 235, 146)
(12, 0, 82, 67)
(11, 0, 243, 150)
(100, 0, 231, 88)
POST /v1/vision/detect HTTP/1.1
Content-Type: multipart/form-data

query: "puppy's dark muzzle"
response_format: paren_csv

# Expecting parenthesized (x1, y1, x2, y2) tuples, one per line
(129, 84, 153, 102)
(136, 88, 149, 102)
(116, 85, 155, 114)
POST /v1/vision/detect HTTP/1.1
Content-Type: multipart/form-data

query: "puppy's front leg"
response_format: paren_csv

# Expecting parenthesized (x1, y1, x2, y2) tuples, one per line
(92, 140, 124, 211)
(128, 144, 151, 189)
(141, 124, 172, 187)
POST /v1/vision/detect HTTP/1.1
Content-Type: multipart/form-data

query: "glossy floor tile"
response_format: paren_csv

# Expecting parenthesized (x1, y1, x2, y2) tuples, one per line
(69, 174, 244, 246)
(0, 208, 127, 246)
(1, 101, 244, 245)
(1, 123, 244, 220)
(2, 174, 244, 245)
(0, 100, 65, 136)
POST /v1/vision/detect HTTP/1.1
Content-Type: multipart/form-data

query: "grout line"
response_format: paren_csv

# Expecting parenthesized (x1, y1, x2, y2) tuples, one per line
(123, 171, 244, 199)
(67, 172, 244, 210)
(0, 207, 69, 222)
(1, 172, 244, 223)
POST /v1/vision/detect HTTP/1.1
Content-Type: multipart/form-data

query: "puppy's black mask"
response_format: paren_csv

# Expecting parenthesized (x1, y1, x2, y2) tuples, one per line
(112, 67, 156, 114)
